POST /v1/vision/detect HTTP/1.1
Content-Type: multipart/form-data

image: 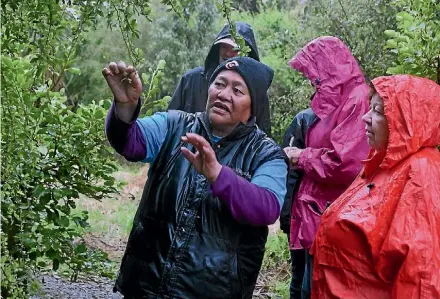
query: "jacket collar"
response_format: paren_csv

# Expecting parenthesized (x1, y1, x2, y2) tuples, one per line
(199, 112, 257, 143)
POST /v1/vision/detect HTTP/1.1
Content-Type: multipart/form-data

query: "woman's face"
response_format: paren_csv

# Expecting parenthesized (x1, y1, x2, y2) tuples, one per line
(206, 70, 251, 136)
(218, 43, 239, 64)
(362, 93, 389, 152)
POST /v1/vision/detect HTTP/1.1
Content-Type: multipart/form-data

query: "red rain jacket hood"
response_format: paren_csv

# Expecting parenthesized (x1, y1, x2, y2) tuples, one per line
(311, 75, 440, 299)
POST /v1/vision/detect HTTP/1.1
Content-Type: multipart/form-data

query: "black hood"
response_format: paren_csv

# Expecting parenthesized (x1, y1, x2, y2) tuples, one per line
(203, 22, 260, 79)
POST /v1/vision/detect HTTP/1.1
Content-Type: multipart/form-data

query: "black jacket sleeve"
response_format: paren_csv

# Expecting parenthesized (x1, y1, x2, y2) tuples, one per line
(167, 76, 186, 111)
(279, 108, 316, 235)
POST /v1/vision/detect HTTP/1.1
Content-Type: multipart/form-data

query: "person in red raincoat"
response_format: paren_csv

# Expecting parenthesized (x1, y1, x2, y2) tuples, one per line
(311, 74, 440, 299)
(284, 36, 371, 298)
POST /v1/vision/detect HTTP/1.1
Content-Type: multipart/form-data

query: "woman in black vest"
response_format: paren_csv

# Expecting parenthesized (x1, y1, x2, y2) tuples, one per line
(103, 57, 288, 298)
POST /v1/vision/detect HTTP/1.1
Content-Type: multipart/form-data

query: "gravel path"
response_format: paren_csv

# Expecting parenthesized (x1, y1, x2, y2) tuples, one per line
(30, 275, 122, 299)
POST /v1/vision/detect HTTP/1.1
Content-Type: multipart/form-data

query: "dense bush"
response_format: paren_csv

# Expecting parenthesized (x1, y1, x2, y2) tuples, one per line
(299, 0, 398, 80)
(232, 6, 313, 142)
(0, 0, 186, 297)
(66, 0, 219, 106)
(384, 0, 440, 83)
(1, 49, 118, 298)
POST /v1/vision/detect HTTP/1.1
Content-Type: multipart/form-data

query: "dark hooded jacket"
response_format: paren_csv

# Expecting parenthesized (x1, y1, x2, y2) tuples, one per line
(167, 22, 271, 136)
(279, 108, 316, 235)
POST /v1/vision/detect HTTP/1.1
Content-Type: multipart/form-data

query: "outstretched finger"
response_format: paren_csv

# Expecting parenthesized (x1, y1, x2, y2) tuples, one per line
(181, 135, 204, 162)
(108, 62, 119, 74)
(128, 69, 141, 86)
(181, 147, 198, 164)
(200, 144, 216, 163)
(126, 65, 136, 74)
(102, 67, 112, 77)
(117, 61, 127, 75)
(185, 133, 210, 150)
(182, 135, 201, 152)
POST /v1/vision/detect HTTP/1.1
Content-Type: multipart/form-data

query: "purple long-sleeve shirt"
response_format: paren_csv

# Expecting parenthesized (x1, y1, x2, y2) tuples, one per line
(105, 101, 147, 162)
(105, 103, 286, 226)
(210, 166, 282, 226)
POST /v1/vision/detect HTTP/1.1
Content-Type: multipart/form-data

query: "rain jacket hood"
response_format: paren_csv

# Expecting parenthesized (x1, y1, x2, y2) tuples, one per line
(365, 75, 440, 173)
(311, 75, 440, 299)
(289, 36, 366, 119)
(204, 22, 260, 80)
(287, 36, 370, 249)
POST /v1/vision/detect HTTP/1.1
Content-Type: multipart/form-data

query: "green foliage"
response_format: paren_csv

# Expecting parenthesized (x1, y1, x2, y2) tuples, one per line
(139, 0, 218, 96)
(232, 7, 313, 142)
(262, 231, 291, 298)
(0, 238, 30, 298)
(217, 0, 252, 56)
(300, 0, 398, 80)
(1, 54, 119, 297)
(232, 0, 261, 13)
(68, 0, 219, 105)
(141, 59, 170, 115)
(272, 280, 290, 299)
(0, 0, 190, 297)
(384, 0, 440, 83)
(263, 231, 290, 270)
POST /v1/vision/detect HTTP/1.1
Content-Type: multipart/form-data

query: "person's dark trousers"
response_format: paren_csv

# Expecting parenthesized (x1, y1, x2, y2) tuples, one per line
(301, 250, 313, 299)
(290, 249, 306, 299)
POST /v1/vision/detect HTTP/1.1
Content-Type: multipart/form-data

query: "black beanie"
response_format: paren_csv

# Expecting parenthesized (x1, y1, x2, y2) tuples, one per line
(208, 56, 274, 117)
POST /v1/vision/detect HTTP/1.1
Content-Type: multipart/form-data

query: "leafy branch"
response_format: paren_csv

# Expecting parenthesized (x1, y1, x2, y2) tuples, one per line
(217, 0, 251, 56)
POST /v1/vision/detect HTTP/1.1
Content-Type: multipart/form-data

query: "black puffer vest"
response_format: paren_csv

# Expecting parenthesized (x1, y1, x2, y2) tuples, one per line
(114, 111, 286, 299)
